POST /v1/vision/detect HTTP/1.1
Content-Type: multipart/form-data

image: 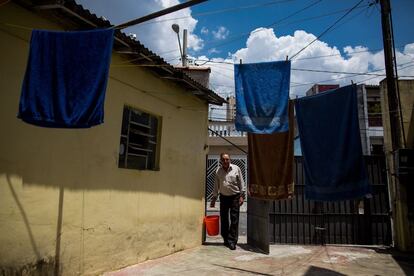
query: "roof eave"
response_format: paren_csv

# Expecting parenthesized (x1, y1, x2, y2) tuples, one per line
(14, 0, 226, 105)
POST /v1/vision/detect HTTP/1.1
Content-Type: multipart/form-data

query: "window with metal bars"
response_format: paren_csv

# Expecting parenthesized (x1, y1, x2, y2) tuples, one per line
(118, 106, 161, 170)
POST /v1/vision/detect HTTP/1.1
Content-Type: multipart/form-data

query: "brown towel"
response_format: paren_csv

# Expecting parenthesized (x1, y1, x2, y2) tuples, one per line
(248, 100, 294, 200)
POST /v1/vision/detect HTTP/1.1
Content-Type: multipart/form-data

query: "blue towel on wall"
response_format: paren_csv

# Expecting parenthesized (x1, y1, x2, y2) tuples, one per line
(18, 28, 114, 128)
(234, 61, 290, 134)
(295, 85, 370, 201)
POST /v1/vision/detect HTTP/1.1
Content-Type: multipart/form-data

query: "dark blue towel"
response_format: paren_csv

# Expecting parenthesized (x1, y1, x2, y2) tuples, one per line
(18, 28, 114, 128)
(295, 85, 370, 201)
(234, 61, 290, 134)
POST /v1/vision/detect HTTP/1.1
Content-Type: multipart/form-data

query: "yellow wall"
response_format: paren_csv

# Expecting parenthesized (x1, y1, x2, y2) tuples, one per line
(0, 3, 209, 275)
(380, 79, 414, 251)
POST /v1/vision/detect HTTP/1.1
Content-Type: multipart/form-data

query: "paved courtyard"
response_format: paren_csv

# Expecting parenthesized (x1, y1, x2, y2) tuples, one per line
(104, 237, 414, 276)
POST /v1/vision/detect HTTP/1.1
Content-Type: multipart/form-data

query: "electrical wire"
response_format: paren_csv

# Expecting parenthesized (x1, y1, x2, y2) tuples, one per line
(138, 0, 297, 26)
(196, 59, 414, 88)
(163, 1, 371, 58)
(291, 67, 413, 77)
(274, 3, 370, 30)
(111, 59, 414, 80)
(4, 11, 411, 67)
(201, 0, 323, 52)
(289, 0, 366, 60)
(191, 44, 409, 67)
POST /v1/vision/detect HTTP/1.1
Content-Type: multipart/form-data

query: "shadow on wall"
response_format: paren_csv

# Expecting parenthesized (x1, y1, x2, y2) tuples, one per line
(0, 121, 204, 200)
(3, 175, 63, 276)
(6, 175, 41, 260)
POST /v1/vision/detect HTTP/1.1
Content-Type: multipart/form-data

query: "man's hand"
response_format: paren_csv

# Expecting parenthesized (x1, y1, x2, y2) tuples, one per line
(239, 196, 244, 206)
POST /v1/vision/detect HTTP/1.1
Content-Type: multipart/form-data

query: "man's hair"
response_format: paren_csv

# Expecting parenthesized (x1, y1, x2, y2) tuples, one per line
(220, 152, 230, 159)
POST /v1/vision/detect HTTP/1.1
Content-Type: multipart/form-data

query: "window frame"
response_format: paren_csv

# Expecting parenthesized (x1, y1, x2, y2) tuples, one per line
(118, 105, 161, 171)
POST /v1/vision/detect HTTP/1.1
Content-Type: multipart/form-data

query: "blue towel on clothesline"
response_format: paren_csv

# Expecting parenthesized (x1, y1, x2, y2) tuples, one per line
(18, 28, 114, 128)
(234, 61, 290, 134)
(295, 85, 370, 201)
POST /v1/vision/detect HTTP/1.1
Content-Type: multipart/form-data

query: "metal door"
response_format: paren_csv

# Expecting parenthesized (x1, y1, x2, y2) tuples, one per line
(269, 156, 392, 245)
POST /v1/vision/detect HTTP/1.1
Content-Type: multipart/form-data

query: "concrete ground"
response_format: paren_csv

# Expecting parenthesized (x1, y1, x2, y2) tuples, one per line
(104, 236, 414, 276)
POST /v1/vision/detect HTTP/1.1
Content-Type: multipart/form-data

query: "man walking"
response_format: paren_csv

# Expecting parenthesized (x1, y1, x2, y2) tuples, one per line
(210, 153, 246, 250)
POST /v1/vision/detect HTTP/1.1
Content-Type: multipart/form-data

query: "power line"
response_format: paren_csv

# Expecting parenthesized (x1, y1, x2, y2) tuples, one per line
(138, 0, 297, 26)
(274, 3, 371, 30)
(192, 44, 409, 67)
(192, 59, 414, 79)
(207, 61, 414, 95)
(192, 0, 323, 54)
(289, 0, 366, 60)
(291, 67, 413, 77)
(122, 0, 370, 60)
(356, 64, 414, 84)
(290, 62, 414, 87)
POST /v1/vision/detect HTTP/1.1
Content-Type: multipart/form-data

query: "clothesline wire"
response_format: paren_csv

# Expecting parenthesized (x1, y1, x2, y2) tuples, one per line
(0, 0, 335, 60)
(3, 21, 412, 69)
(209, 108, 411, 118)
(3, 4, 411, 108)
(203, 61, 414, 88)
(193, 59, 414, 75)
(194, 46, 412, 66)
(137, 0, 297, 27)
(194, 46, 409, 67)
(111, 60, 414, 78)
(0, 22, 185, 63)
(289, 0, 366, 60)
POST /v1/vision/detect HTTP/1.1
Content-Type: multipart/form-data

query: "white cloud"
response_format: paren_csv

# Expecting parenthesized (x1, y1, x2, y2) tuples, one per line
(227, 28, 414, 98)
(76, 0, 204, 60)
(193, 27, 414, 120)
(212, 26, 230, 40)
(208, 48, 220, 54)
(74, 0, 414, 111)
(201, 27, 209, 35)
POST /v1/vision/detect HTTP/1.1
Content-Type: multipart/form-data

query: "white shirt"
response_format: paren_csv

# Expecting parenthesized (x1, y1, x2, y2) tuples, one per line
(213, 164, 246, 198)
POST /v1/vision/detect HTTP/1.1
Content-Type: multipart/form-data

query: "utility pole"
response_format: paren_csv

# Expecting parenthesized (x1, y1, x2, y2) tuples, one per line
(183, 29, 188, 67)
(379, 0, 412, 251)
(380, 0, 402, 150)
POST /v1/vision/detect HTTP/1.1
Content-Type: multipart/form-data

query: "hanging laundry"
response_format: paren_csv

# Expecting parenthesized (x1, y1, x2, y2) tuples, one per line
(234, 61, 291, 134)
(18, 28, 114, 128)
(295, 85, 371, 201)
(248, 100, 295, 200)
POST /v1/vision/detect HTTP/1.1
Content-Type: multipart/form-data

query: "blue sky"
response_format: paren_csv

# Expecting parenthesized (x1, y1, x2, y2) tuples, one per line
(76, 0, 414, 118)
(189, 0, 414, 58)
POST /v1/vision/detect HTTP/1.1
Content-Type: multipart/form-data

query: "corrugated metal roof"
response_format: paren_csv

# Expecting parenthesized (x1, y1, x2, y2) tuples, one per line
(14, 0, 226, 105)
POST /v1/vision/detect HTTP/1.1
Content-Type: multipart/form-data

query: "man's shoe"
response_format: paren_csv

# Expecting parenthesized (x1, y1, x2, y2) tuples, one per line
(228, 243, 236, 250)
(223, 240, 229, 246)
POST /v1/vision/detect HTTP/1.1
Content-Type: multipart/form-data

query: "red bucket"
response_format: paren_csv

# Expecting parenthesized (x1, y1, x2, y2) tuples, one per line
(204, 215, 219, 236)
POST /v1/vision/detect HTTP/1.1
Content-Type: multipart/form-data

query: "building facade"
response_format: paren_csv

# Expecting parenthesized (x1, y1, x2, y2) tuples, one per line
(380, 79, 414, 252)
(0, 1, 225, 275)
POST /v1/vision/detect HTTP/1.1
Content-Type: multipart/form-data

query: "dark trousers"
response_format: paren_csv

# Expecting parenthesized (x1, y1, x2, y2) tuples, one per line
(220, 194, 240, 245)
